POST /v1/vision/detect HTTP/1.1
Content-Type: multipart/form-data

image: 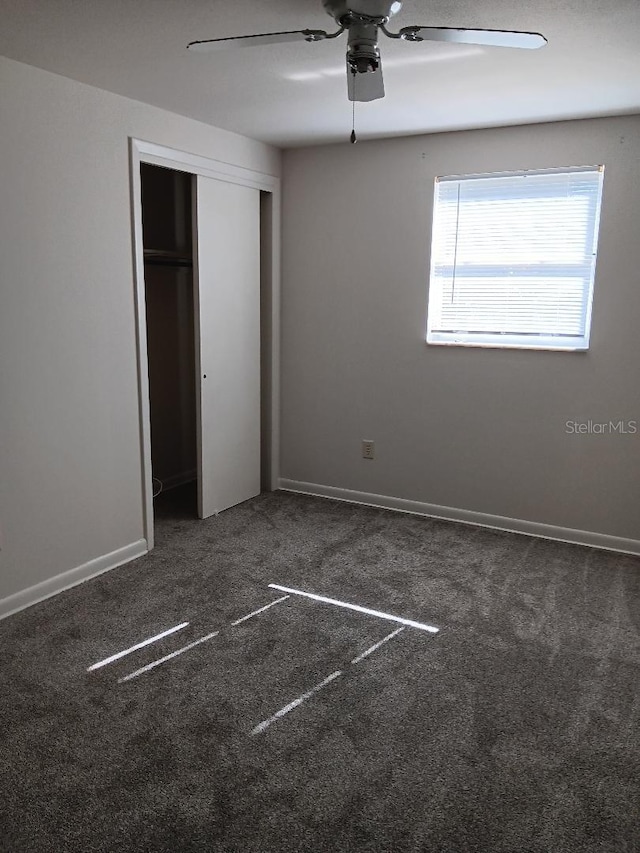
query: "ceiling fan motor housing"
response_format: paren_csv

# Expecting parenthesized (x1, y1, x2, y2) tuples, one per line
(323, 1, 399, 74)
(322, 0, 402, 26)
(347, 22, 381, 73)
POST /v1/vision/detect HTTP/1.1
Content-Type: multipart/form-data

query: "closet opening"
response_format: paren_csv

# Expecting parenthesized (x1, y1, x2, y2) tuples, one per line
(139, 160, 274, 536)
(259, 189, 274, 494)
(141, 163, 198, 523)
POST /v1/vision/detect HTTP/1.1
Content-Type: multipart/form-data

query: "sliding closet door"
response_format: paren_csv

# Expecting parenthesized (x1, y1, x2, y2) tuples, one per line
(194, 176, 261, 519)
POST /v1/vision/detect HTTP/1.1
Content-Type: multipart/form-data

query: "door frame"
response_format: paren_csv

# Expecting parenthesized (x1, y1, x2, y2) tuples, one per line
(129, 138, 281, 550)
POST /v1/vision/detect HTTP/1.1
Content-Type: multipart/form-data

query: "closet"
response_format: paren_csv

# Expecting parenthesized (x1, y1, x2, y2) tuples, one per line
(141, 164, 197, 512)
(140, 163, 263, 525)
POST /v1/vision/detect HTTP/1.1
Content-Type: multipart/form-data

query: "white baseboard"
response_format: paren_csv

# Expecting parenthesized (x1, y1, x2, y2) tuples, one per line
(0, 539, 148, 621)
(278, 479, 640, 557)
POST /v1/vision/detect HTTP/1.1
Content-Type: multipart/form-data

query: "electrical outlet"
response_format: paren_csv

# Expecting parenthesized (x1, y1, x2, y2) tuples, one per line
(362, 440, 375, 460)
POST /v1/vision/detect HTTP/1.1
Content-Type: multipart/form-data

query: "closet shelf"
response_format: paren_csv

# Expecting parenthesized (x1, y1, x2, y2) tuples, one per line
(144, 249, 193, 268)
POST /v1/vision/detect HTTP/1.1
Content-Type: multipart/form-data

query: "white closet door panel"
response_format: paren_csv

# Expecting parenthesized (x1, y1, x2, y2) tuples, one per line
(194, 177, 261, 519)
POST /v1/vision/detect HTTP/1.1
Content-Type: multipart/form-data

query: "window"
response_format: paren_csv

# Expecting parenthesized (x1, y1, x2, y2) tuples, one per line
(426, 166, 605, 350)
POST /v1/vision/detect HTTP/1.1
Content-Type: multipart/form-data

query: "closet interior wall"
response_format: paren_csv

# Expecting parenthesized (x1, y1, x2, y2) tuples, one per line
(141, 164, 197, 499)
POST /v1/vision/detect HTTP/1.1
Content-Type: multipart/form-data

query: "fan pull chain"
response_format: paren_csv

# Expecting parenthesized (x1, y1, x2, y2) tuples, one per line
(350, 67, 357, 143)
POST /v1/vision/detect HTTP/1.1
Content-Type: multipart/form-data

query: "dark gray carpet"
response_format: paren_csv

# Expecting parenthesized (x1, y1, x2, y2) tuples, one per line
(1, 486, 639, 853)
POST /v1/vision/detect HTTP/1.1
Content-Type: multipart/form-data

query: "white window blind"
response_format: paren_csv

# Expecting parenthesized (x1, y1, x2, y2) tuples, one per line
(426, 166, 605, 350)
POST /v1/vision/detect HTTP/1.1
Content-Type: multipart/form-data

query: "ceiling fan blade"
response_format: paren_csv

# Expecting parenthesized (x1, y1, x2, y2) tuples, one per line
(187, 29, 332, 52)
(398, 26, 547, 50)
(347, 61, 385, 102)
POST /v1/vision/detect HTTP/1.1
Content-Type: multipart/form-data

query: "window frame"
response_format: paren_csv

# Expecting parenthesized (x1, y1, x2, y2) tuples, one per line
(425, 165, 605, 352)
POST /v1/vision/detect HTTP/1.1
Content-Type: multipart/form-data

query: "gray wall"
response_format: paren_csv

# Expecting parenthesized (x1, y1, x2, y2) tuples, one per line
(281, 116, 640, 541)
(0, 57, 280, 606)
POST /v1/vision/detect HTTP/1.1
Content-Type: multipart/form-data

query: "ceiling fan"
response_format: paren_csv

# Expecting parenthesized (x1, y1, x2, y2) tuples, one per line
(187, 0, 547, 103)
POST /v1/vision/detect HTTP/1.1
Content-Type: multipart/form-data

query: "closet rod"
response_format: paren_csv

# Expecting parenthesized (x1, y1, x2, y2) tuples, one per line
(144, 255, 193, 269)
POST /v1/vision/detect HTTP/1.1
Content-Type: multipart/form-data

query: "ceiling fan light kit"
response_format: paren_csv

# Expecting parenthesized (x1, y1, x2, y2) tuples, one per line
(187, 0, 546, 131)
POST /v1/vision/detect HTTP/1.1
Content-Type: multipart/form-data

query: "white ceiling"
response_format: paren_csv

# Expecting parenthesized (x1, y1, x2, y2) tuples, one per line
(1, 1, 639, 148)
